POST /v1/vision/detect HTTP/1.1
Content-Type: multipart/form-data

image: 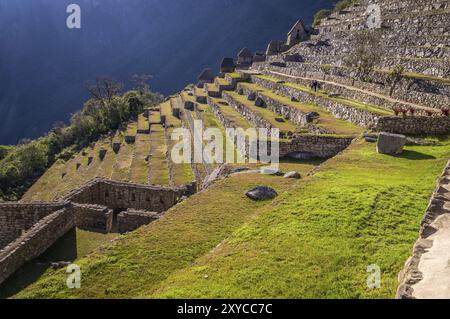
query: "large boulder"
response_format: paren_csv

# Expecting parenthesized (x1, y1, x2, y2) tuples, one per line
(377, 132, 406, 155)
(246, 186, 278, 201)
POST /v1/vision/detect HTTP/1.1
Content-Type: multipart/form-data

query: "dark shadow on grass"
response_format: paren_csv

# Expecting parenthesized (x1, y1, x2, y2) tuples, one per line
(398, 150, 436, 160)
(0, 228, 77, 299)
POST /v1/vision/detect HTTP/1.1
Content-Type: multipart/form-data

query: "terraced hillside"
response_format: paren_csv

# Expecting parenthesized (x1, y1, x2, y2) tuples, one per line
(2, 0, 450, 299)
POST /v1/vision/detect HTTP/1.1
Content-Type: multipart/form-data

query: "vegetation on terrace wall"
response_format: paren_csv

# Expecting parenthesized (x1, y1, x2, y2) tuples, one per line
(0, 88, 163, 202)
(313, 0, 360, 26)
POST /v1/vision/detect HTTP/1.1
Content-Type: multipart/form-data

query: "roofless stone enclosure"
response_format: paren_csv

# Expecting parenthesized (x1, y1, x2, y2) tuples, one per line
(0, 178, 197, 285)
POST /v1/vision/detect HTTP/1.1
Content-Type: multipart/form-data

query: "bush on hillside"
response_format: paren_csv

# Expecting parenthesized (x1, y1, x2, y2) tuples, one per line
(0, 88, 163, 201)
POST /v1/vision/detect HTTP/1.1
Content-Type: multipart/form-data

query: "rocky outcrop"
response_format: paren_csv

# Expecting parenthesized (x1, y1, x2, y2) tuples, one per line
(246, 186, 278, 201)
(377, 132, 406, 155)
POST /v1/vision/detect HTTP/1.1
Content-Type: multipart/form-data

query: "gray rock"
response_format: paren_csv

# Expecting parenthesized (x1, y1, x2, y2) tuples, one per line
(51, 261, 71, 269)
(284, 171, 301, 179)
(246, 186, 278, 201)
(328, 92, 341, 98)
(364, 133, 378, 143)
(377, 132, 406, 155)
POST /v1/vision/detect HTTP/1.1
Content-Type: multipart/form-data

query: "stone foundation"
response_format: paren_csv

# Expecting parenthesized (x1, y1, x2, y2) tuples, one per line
(376, 116, 450, 135)
(0, 202, 69, 250)
(63, 178, 197, 213)
(117, 209, 161, 234)
(0, 208, 75, 285)
(73, 203, 113, 234)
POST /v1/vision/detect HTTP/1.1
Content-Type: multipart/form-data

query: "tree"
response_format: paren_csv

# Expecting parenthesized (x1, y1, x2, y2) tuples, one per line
(85, 77, 123, 105)
(344, 32, 381, 82)
(388, 65, 405, 96)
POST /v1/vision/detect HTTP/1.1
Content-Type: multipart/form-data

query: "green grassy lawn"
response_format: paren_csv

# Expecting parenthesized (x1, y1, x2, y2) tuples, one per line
(148, 124, 170, 186)
(216, 77, 231, 86)
(94, 141, 117, 180)
(206, 83, 220, 94)
(167, 127, 195, 186)
(226, 72, 244, 79)
(195, 87, 207, 97)
(225, 91, 298, 134)
(14, 160, 320, 299)
(149, 111, 161, 125)
(239, 82, 363, 136)
(137, 114, 150, 132)
(402, 72, 450, 85)
(161, 100, 182, 127)
(150, 138, 450, 299)
(111, 142, 135, 182)
(129, 134, 151, 184)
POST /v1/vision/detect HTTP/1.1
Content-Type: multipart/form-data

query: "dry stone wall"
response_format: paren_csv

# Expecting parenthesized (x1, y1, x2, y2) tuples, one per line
(377, 116, 450, 135)
(0, 208, 74, 285)
(237, 83, 330, 134)
(117, 209, 161, 234)
(277, 135, 354, 159)
(63, 178, 196, 213)
(0, 202, 69, 249)
(73, 203, 113, 234)
(397, 160, 450, 299)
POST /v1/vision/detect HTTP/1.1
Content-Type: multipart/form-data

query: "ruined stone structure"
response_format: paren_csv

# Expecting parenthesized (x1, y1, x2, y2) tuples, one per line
(117, 209, 161, 234)
(237, 48, 253, 69)
(220, 58, 236, 74)
(0, 178, 197, 285)
(286, 19, 309, 47)
(197, 68, 215, 88)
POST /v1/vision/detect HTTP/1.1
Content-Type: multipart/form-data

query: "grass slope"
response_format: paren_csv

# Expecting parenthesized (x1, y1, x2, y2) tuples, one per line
(150, 138, 450, 299)
(14, 161, 320, 298)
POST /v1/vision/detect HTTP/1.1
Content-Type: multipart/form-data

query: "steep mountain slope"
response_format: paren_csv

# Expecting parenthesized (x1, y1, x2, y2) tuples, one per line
(0, 0, 333, 144)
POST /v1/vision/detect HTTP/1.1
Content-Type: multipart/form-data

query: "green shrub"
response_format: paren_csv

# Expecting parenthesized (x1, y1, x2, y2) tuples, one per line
(313, 9, 332, 26)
